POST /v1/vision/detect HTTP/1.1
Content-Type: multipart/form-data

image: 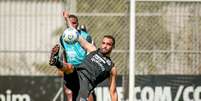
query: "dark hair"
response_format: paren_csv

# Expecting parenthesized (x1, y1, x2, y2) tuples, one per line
(103, 35, 115, 48)
(69, 15, 78, 23)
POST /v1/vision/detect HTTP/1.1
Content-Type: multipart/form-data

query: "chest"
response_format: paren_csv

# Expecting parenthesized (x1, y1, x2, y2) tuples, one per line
(88, 54, 112, 72)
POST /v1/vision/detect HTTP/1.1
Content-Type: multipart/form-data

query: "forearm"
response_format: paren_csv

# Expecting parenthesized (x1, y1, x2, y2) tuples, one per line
(109, 67, 118, 101)
(78, 36, 96, 52)
(110, 92, 118, 101)
(64, 16, 73, 28)
(63, 11, 73, 28)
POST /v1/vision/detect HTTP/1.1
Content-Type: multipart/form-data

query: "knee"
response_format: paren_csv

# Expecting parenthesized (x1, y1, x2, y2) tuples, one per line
(64, 63, 74, 74)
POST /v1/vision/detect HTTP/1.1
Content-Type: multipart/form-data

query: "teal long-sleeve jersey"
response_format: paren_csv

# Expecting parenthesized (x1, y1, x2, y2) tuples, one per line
(60, 29, 92, 65)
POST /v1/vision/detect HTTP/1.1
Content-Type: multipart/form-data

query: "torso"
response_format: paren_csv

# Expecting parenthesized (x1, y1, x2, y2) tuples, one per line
(60, 30, 92, 65)
(77, 49, 113, 89)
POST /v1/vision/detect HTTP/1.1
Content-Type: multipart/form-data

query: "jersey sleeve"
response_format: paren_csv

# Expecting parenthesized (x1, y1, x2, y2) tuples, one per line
(86, 35, 92, 43)
(59, 35, 68, 62)
(59, 35, 65, 49)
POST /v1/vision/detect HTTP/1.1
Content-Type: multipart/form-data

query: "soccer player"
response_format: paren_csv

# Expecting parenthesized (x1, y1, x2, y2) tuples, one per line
(59, 10, 96, 101)
(49, 34, 118, 101)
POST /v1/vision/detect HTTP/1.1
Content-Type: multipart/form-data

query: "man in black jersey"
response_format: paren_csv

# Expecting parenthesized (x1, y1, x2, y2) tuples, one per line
(49, 34, 118, 101)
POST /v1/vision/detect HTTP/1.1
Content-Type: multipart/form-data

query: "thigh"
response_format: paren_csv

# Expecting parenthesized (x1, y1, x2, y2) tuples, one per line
(64, 71, 79, 91)
(64, 71, 80, 100)
(76, 79, 90, 101)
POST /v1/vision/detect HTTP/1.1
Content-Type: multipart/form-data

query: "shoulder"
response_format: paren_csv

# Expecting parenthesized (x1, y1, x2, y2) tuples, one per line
(63, 28, 70, 35)
(59, 35, 65, 48)
(79, 30, 90, 36)
(89, 49, 98, 54)
(79, 31, 92, 43)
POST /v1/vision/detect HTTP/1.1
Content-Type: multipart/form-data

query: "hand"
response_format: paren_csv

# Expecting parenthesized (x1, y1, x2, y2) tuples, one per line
(63, 10, 69, 19)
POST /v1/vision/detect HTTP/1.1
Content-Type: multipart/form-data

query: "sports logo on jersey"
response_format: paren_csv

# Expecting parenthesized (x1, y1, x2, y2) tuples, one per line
(103, 57, 112, 66)
(106, 59, 112, 66)
(67, 51, 76, 58)
(91, 54, 106, 71)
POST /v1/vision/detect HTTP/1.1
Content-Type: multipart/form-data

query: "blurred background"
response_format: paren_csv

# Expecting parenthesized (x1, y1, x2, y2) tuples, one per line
(1, 0, 201, 101)
(0, 0, 129, 76)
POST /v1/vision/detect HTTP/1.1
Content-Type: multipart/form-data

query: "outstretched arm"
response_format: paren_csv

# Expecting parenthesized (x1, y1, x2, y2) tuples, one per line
(108, 67, 118, 101)
(77, 36, 97, 53)
(63, 10, 73, 28)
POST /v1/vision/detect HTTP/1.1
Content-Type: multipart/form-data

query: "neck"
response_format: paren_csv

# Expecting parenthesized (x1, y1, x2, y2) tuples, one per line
(106, 53, 111, 57)
(102, 52, 111, 57)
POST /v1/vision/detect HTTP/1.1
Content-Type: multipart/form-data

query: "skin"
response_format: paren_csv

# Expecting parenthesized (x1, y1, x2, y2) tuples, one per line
(60, 36, 118, 101)
(78, 36, 118, 101)
(61, 10, 79, 101)
(63, 10, 78, 28)
(109, 67, 118, 101)
(62, 10, 96, 101)
(69, 17, 78, 28)
(100, 38, 114, 55)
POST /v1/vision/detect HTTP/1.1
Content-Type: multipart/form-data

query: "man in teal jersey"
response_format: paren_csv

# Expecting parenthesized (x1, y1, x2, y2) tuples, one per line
(58, 10, 96, 101)
(60, 26, 92, 65)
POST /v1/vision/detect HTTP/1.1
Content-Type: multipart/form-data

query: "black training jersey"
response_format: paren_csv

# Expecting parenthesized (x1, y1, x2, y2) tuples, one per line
(77, 49, 113, 89)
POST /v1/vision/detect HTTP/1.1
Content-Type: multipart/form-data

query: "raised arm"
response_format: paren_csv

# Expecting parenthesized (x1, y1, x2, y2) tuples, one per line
(108, 67, 118, 101)
(63, 10, 73, 28)
(77, 35, 96, 53)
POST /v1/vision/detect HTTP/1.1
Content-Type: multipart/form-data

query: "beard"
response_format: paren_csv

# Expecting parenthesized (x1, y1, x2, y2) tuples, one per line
(100, 48, 111, 55)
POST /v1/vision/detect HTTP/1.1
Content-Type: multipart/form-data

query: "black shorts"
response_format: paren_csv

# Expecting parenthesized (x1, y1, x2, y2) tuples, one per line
(63, 70, 80, 99)
(64, 70, 94, 101)
(75, 71, 93, 101)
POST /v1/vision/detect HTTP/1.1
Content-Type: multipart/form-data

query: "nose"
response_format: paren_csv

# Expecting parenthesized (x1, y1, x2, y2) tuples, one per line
(102, 44, 107, 48)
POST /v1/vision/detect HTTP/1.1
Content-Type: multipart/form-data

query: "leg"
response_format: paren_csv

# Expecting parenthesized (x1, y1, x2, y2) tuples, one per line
(88, 94, 93, 101)
(64, 71, 80, 101)
(76, 80, 89, 101)
(49, 44, 74, 74)
(64, 86, 73, 101)
(57, 70, 72, 101)
(49, 44, 60, 66)
(76, 73, 91, 101)
(88, 91, 96, 101)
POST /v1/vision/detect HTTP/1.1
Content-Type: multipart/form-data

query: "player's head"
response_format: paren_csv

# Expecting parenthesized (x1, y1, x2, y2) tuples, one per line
(69, 15, 79, 29)
(100, 35, 115, 55)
